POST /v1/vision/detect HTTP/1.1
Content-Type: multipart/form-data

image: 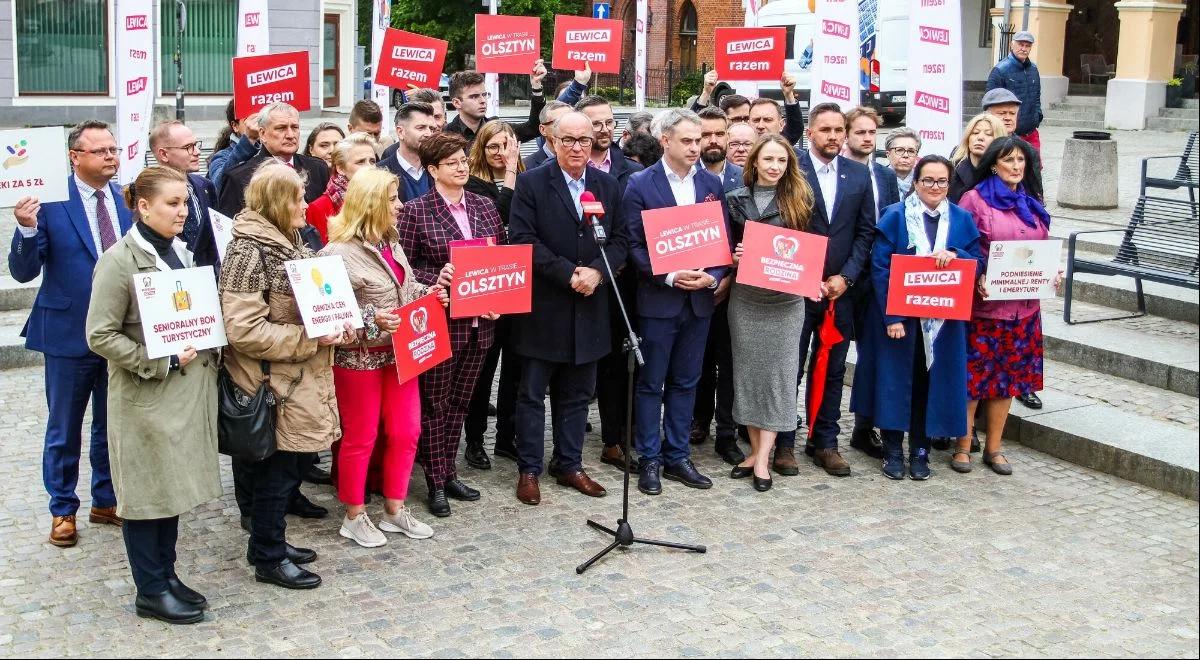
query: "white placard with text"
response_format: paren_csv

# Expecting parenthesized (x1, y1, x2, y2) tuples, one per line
(0, 127, 70, 207)
(285, 256, 364, 338)
(208, 208, 235, 262)
(984, 239, 1062, 301)
(134, 266, 228, 359)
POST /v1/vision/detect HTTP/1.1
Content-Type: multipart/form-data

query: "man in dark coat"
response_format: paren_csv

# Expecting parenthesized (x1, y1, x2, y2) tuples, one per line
(149, 120, 220, 268)
(507, 112, 629, 506)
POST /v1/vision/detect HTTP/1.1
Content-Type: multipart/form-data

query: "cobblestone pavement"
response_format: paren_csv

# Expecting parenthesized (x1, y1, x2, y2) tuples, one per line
(1043, 360, 1199, 431)
(0, 365, 1197, 657)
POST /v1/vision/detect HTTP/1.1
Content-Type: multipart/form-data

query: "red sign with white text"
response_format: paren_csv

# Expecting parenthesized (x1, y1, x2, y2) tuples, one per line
(232, 51, 311, 118)
(552, 15, 623, 74)
(714, 27, 787, 81)
(735, 221, 828, 298)
(640, 201, 733, 275)
(475, 15, 541, 74)
(392, 293, 453, 383)
(885, 255, 977, 321)
(449, 244, 533, 319)
(375, 28, 448, 89)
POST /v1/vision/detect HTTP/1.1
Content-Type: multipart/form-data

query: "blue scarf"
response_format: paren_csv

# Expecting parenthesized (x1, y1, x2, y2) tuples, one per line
(976, 174, 1050, 230)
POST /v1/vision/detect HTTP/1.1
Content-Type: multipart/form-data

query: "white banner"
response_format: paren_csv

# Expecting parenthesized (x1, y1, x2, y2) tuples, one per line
(114, 0, 155, 186)
(134, 266, 228, 359)
(905, 0, 962, 157)
(208, 208, 235, 262)
(635, 0, 648, 110)
(810, 0, 860, 111)
(0, 127, 71, 207)
(484, 0, 500, 119)
(371, 0, 392, 120)
(237, 0, 270, 57)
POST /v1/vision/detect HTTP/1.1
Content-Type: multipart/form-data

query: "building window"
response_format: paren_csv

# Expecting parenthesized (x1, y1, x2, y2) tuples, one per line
(160, 0, 237, 94)
(16, 0, 109, 95)
(679, 1, 698, 72)
(979, 0, 994, 49)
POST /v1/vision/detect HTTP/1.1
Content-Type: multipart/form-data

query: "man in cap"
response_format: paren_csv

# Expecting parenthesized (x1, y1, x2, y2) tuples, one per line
(980, 88, 1022, 137)
(986, 31, 1043, 152)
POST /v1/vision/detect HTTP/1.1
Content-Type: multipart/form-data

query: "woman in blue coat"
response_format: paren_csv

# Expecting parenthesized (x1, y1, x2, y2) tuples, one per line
(851, 155, 983, 480)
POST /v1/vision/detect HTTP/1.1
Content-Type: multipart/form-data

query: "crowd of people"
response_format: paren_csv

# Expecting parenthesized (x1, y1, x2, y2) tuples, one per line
(7, 33, 1055, 625)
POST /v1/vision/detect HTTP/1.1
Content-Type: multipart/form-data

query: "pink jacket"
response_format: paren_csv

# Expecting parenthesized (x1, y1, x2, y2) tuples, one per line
(959, 189, 1048, 321)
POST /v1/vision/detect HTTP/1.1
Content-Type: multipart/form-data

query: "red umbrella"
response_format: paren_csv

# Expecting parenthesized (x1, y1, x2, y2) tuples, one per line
(807, 304, 844, 440)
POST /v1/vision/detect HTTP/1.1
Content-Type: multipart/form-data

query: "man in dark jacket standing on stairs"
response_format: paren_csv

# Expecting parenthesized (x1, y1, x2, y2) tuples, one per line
(986, 31, 1043, 153)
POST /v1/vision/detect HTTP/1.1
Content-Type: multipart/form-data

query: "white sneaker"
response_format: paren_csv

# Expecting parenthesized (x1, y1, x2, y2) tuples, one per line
(339, 513, 387, 548)
(378, 505, 434, 539)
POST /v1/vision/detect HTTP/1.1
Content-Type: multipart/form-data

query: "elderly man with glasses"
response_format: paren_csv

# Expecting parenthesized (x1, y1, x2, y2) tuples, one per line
(148, 120, 219, 268)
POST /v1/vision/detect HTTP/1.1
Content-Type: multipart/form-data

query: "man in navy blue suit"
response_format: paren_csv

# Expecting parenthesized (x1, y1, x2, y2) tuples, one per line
(773, 103, 876, 478)
(149, 120, 219, 268)
(9, 120, 133, 547)
(624, 108, 730, 495)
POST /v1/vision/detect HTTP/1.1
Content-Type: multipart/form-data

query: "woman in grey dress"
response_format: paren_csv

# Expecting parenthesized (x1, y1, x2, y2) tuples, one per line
(726, 134, 816, 492)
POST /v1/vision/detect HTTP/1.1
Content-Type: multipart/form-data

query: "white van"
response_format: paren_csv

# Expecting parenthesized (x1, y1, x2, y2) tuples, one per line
(752, 0, 908, 120)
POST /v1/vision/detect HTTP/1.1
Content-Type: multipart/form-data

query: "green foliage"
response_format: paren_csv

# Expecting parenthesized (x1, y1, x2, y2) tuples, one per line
(670, 71, 703, 106)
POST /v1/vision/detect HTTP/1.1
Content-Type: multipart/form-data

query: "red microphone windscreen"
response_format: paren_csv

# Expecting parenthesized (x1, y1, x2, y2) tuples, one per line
(579, 190, 605, 217)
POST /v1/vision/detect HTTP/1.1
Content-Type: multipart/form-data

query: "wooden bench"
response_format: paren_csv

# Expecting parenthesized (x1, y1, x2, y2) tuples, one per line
(1063, 195, 1200, 324)
(1141, 130, 1198, 203)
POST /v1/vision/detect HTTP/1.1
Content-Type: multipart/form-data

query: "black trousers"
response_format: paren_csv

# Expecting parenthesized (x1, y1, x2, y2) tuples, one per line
(233, 452, 315, 517)
(777, 296, 854, 450)
(596, 273, 638, 447)
(516, 357, 598, 476)
(464, 318, 519, 446)
(693, 301, 735, 441)
(881, 337, 933, 455)
(122, 516, 179, 596)
(247, 450, 303, 568)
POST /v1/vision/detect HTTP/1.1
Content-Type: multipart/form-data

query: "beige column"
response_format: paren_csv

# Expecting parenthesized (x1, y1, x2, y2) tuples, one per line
(1106, 1, 1187, 129)
(989, 1, 1073, 104)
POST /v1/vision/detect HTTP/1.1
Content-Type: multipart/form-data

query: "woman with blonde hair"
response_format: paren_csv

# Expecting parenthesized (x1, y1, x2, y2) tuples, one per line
(949, 113, 1007, 203)
(220, 161, 354, 590)
(724, 134, 816, 491)
(319, 168, 442, 547)
(306, 132, 380, 243)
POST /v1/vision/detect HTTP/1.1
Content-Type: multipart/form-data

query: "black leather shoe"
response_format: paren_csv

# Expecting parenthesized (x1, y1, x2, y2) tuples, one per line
(493, 438, 519, 462)
(464, 440, 491, 470)
(753, 475, 773, 492)
(663, 459, 713, 489)
(714, 437, 746, 465)
(444, 479, 481, 501)
(638, 460, 662, 495)
(135, 591, 204, 624)
(166, 576, 207, 609)
(286, 493, 328, 519)
(255, 559, 321, 590)
(850, 427, 884, 460)
(931, 437, 953, 451)
(428, 490, 451, 517)
(301, 466, 332, 485)
(1017, 392, 1043, 410)
(239, 515, 251, 533)
(729, 465, 753, 479)
(246, 543, 317, 566)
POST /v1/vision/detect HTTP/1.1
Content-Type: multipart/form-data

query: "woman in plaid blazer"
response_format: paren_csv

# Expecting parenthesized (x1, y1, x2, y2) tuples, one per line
(397, 132, 506, 518)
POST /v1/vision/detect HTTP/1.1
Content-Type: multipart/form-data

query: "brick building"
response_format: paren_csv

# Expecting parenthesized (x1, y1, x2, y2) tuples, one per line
(603, 0, 743, 76)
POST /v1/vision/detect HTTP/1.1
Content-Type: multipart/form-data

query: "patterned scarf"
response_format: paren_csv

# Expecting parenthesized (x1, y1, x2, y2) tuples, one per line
(324, 172, 349, 210)
(976, 174, 1050, 230)
(903, 194, 951, 370)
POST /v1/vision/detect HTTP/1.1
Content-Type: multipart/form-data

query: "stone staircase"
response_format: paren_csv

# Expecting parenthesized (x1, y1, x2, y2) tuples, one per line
(1042, 94, 1106, 129)
(1147, 98, 1200, 131)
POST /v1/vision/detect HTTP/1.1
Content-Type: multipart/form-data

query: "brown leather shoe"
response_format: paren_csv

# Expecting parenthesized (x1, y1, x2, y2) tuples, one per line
(813, 448, 852, 476)
(89, 506, 123, 527)
(556, 470, 608, 498)
(49, 515, 77, 547)
(600, 444, 635, 471)
(772, 447, 800, 476)
(516, 473, 541, 506)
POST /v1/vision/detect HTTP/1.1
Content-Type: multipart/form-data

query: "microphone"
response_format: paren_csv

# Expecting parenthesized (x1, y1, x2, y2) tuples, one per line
(579, 191, 607, 245)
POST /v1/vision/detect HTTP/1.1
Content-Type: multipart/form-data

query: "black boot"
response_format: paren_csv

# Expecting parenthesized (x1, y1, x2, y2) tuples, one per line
(464, 438, 491, 470)
(135, 591, 205, 624)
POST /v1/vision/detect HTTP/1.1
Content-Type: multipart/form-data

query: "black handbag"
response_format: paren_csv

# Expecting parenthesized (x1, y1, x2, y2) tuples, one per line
(217, 246, 277, 462)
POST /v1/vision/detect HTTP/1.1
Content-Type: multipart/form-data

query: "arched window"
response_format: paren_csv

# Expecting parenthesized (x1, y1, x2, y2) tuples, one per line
(678, 1, 698, 73)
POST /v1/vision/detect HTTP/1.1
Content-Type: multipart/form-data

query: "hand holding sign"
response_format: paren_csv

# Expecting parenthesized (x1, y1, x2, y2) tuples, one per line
(448, 244, 533, 319)
(475, 15, 541, 74)
(232, 51, 311, 118)
(552, 15, 623, 74)
(0, 126, 71, 207)
(639, 201, 733, 275)
(376, 28, 448, 90)
(885, 254, 977, 321)
(714, 28, 787, 81)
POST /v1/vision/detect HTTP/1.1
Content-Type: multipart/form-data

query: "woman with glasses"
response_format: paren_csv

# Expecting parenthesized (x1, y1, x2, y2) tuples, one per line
(851, 155, 983, 481)
(884, 128, 922, 196)
(952, 137, 1054, 476)
(397, 132, 506, 517)
(303, 123, 346, 167)
(306, 133, 380, 243)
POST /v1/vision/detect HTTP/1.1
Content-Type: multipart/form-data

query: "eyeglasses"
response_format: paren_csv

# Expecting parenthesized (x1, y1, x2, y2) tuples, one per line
(484, 143, 505, 154)
(463, 92, 491, 102)
(701, 131, 728, 140)
(438, 157, 470, 170)
(591, 119, 616, 130)
(72, 147, 120, 158)
(728, 141, 753, 150)
(917, 178, 951, 189)
(165, 141, 203, 153)
(889, 147, 918, 157)
(559, 136, 594, 149)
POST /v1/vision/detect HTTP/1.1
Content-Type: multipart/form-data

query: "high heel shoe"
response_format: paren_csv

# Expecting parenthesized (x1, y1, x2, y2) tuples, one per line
(729, 465, 754, 479)
(753, 474, 773, 492)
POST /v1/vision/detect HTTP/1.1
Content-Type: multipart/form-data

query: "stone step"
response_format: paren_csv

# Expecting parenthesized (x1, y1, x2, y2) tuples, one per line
(1184, 98, 1199, 109)
(0, 310, 40, 371)
(1159, 107, 1200, 120)
(1146, 116, 1199, 132)
(0, 277, 37, 312)
(1048, 103, 1107, 115)
(1042, 118, 1106, 129)
(1059, 95, 1108, 106)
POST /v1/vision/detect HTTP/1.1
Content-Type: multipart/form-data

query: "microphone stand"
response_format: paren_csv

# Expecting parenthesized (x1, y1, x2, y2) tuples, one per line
(575, 215, 706, 575)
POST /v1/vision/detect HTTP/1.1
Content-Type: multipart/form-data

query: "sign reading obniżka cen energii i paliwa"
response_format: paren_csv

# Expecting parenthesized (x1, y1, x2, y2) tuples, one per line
(232, 51, 311, 118)
(285, 255, 364, 338)
(375, 28, 449, 89)
(552, 15, 623, 73)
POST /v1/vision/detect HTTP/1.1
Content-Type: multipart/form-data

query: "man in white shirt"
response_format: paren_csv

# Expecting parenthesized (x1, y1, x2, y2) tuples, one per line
(379, 102, 439, 201)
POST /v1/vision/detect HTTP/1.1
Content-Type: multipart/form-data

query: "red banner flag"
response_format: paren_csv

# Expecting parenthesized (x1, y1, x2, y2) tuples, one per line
(392, 292, 453, 383)
(551, 15, 623, 74)
(885, 255, 977, 321)
(640, 201, 733, 275)
(375, 28, 448, 90)
(232, 51, 311, 118)
(475, 15, 541, 74)
(449, 244, 533, 319)
(735, 221, 828, 298)
(714, 27, 787, 81)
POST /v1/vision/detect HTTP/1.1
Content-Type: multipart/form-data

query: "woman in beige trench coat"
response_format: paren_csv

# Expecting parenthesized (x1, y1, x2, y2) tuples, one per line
(86, 166, 221, 625)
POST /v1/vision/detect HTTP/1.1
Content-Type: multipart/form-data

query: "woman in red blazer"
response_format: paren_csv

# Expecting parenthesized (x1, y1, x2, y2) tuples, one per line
(397, 132, 506, 518)
(305, 133, 379, 243)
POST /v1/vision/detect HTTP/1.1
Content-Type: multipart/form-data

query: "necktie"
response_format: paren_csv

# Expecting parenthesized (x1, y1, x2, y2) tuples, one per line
(182, 182, 201, 248)
(94, 188, 117, 252)
(568, 178, 583, 220)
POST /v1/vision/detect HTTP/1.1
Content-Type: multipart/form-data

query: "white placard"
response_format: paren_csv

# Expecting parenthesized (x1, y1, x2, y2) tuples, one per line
(984, 239, 1062, 301)
(237, 0, 270, 57)
(905, 0, 962, 157)
(114, 0, 155, 186)
(635, 0, 648, 110)
(810, 0, 860, 111)
(285, 256, 364, 338)
(371, 0, 392, 131)
(208, 208, 235, 262)
(0, 127, 70, 207)
(134, 266, 228, 359)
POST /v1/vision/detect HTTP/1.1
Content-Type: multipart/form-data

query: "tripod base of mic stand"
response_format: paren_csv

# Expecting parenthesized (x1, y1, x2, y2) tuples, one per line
(575, 519, 706, 574)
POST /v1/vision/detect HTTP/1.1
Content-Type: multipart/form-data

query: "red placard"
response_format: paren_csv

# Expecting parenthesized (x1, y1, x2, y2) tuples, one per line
(735, 221, 828, 298)
(475, 15, 541, 74)
(885, 255, 978, 321)
(392, 292, 453, 383)
(714, 27, 787, 81)
(640, 201, 733, 275)
(551, 15, 623, 74)
(375, 28, 448, 90)
(232, 51, 311, 118)
(449, 244, 533, 319)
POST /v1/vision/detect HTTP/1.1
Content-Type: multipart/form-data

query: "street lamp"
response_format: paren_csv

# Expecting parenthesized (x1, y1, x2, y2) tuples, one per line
(175, 0, 186, 121)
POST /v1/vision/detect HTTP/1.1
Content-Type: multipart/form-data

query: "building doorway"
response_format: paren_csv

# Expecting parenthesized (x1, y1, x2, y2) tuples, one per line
(323, 13, 341, 108)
